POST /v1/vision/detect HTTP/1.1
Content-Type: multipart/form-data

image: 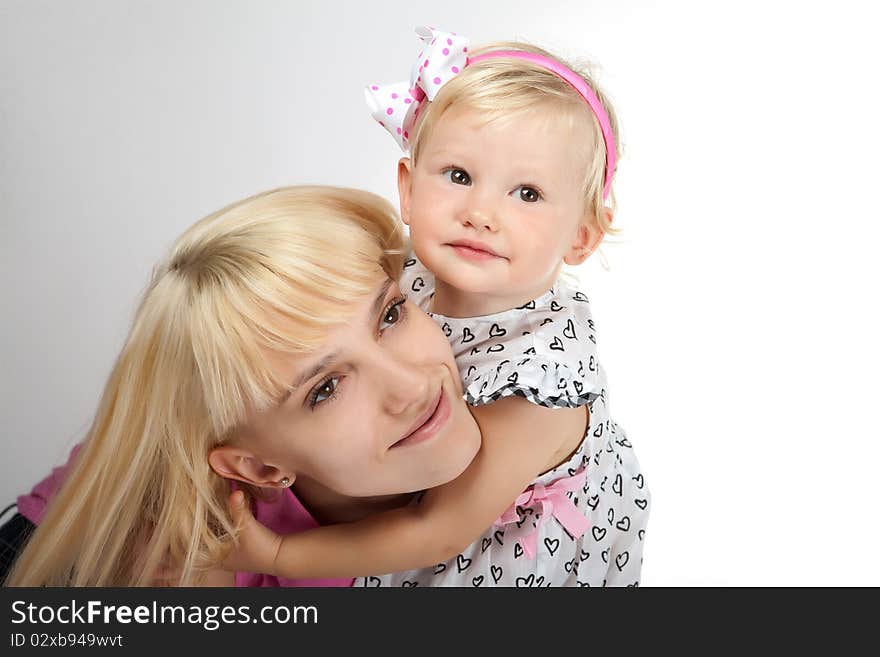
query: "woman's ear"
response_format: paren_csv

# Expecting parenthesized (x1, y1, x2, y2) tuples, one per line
(563, 208, 611, 266)
(208, 445, 294, 489)
(397, 157, 414, 226)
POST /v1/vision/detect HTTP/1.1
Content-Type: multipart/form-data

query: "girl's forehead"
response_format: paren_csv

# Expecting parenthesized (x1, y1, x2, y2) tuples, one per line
(430, 101, 592, 145)
(422, 104, 593, 176)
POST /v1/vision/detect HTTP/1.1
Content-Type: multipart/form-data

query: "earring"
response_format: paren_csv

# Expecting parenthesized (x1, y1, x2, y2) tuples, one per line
(279, 477, 291, 488)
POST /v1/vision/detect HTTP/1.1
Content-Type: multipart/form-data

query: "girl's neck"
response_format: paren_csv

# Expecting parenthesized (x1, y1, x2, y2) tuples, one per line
(430, 271, 560, 318)
(292, 476, 416, 526)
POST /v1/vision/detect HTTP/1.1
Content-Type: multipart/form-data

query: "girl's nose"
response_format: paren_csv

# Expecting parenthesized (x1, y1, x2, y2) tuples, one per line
(459, 189, 499, 232)
(461, 207, 499, 232)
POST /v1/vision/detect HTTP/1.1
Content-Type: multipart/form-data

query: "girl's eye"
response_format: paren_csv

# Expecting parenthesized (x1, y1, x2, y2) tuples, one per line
(514, 185, 542, 203)
(444, 168, 471, 186)
(380, 297, 407, 331)
(309, 376, 340, 408)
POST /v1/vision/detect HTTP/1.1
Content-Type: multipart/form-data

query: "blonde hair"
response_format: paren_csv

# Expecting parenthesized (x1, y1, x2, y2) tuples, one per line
(7, 186, 405, 586)
(410, 41, 621, 234)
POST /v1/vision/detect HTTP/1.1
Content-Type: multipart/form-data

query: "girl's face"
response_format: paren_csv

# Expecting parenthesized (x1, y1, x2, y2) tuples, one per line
(227, 276, 480, 498)
(399, 105, 601, 313)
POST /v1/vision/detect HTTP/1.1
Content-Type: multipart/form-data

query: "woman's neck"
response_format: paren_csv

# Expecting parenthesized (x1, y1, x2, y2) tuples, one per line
(292, 476, 416, 525)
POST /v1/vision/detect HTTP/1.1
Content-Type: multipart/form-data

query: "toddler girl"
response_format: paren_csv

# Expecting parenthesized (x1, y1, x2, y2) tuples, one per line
(229, 26, 650, 586)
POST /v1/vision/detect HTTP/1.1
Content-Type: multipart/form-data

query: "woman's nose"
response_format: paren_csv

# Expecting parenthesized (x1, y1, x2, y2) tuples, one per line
(376, 352, 431, 417)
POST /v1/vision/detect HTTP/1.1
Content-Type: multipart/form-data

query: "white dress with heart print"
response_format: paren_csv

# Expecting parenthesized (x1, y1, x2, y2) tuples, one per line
(354, 256, 650, 587)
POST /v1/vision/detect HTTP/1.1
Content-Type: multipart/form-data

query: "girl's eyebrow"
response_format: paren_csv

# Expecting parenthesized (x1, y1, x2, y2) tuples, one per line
(425, 145, 464, 160)
(285, 279, 394, 396)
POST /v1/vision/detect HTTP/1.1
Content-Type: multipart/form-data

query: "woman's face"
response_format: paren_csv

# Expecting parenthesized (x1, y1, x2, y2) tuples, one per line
(232, 276, 480, 498)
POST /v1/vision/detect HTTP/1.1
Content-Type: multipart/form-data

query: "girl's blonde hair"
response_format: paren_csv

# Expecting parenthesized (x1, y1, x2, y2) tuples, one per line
(7, 186, 405, 586)
(409, 41, 621, 234)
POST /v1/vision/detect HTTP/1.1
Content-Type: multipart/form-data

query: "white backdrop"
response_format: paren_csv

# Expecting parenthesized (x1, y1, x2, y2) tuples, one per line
(2, 0, 878, 585)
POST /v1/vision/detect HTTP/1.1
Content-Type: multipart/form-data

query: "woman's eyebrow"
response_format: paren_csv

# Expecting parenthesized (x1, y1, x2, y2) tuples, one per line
(370, 278, 394, 321)
(285, 279, 394, 396)
(290, 352, 340, 393)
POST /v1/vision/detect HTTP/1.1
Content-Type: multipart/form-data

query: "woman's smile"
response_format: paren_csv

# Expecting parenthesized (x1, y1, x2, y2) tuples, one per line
(390, 386, 450, 449)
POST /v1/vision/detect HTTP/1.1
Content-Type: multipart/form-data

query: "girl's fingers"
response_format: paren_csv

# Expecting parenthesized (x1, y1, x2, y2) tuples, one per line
(228, 490, 251, 528)
(223, 490, 281, 574)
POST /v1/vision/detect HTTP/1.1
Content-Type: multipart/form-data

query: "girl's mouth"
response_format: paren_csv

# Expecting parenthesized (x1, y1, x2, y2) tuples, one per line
(446, 240, 505, 261)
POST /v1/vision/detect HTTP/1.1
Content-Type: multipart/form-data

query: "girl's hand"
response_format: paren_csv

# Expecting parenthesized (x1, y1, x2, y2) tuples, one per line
(223, 490, 283, 575)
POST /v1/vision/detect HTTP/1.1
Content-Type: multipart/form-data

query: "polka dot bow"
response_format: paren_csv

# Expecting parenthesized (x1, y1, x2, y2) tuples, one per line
(365, 26, 470, 151)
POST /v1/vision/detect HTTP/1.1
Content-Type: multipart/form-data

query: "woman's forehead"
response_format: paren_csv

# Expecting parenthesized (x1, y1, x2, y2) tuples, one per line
(267, 276, 396, 388)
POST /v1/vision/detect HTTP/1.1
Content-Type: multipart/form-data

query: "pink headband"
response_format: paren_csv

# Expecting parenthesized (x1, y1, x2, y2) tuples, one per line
(365, 26, 617, 201)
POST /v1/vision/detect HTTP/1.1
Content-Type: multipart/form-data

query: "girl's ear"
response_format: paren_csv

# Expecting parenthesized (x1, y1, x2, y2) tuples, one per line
(208, 445, 293, 489)
(397, 157, 414, 225)
(563, 208, 611, 266)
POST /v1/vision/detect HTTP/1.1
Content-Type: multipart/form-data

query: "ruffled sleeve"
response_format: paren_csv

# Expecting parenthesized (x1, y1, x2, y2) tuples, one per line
(450, 280, 605, 410)
(462, 354, 601, 409)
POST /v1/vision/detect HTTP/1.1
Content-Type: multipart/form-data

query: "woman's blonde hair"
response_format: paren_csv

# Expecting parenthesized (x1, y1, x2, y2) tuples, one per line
(7, 186, 405, 586)
(409, 41, 621, 234)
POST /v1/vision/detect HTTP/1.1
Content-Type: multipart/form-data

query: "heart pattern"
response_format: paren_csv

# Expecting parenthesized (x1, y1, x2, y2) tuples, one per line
(489, 323, 507, 338)
(349, 254, 650, 587)
(402, 257, 608, 411)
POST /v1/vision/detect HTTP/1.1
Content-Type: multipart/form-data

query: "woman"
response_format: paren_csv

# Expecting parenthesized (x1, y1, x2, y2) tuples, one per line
(4, 185, 481, 586)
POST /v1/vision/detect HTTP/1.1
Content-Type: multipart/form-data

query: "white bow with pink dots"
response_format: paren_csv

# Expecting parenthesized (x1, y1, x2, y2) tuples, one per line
(365, 26, 470, 151)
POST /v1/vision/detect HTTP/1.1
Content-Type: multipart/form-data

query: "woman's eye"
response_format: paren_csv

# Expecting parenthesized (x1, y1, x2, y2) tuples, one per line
(380, 298, 406, 331)
(515, 185, 542, 203)
(444, 168, 471, 186)
(309, 377, 340, 407)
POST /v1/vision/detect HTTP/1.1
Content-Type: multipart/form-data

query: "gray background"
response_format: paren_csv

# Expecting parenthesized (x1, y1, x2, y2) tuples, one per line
(2, 0, 878, 584)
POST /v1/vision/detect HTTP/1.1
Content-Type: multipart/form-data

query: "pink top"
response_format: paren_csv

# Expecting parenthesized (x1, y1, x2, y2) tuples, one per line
(232, 488, 352, 588)
(16, 445, 353, 588)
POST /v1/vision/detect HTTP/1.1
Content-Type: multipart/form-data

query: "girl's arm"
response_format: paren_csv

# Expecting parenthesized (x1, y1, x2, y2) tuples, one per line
(228, 397, 587, 579)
